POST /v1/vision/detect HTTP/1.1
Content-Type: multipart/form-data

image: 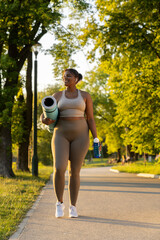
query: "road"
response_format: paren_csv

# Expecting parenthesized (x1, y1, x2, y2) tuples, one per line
(10, 167, 160, 240)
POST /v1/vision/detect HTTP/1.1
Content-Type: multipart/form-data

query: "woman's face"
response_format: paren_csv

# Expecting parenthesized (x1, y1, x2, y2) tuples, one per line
(63, 70, 76, 87)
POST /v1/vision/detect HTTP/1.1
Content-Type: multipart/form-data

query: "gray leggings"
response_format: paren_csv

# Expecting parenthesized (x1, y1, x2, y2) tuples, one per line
(51, 119, 89, 206)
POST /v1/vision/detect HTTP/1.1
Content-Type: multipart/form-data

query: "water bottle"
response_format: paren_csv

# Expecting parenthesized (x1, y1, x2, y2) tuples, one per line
(93, 138, 100, 158)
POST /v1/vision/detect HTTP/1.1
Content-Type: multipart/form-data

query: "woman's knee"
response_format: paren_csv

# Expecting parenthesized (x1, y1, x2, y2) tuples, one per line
(69, 167, 80, 179)
(54, 167, 66, 177)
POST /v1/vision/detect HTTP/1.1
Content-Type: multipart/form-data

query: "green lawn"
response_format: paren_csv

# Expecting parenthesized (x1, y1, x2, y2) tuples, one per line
(83, 158, 112, 168)
(83, 157, 160, 175)
(0, 164, 53, 240)
(112, 161, 160, 175)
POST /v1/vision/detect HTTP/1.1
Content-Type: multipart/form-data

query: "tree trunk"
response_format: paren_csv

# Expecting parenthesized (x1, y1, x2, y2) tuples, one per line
(17, 140, 30, 171)
(126, 144, 135, 161)
(17, 51, 32, 171)
(0, 26, 19, 177)
(0, 125, 15, 177)
(0, 74, 18, 177)
(117, 148, 121, 162)
(144, 153, 148, 166)
(135, 153, 139, 161)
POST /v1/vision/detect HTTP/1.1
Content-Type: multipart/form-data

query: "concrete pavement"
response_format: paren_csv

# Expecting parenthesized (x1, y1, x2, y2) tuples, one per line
(9, 167, 160, 240)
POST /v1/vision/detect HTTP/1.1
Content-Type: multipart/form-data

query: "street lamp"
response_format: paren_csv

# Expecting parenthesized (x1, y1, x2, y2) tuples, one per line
(32, 43, 42, 176)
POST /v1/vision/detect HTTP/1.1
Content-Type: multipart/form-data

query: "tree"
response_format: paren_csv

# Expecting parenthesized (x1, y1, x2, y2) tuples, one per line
(80, 0, 160, 60)
(0, 0, 90, 177)
(13, 51, 32, 171)
(21, 51, 33, 171)
(83, 68, 124, 159)
(108, 56, 160, 155)
(0, 0, 64, 177)
(40, 0, 159, 157)
(77, 0, 160, 155)
(12, 88, 27, 169)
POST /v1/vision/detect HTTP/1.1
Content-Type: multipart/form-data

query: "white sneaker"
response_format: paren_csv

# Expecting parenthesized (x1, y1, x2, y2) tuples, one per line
(55, 202, 65, 218)
(69, 205, 78, 218)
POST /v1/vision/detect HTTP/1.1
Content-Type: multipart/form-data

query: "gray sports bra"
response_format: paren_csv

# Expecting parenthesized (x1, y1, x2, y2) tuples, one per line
(58, 90, 86, 117)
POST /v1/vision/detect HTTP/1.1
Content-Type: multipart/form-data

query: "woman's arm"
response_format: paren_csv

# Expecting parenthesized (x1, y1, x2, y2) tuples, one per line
(85, 92, 97, 139)
(40, 91, 62, 125)
(40, 113, 55, 125)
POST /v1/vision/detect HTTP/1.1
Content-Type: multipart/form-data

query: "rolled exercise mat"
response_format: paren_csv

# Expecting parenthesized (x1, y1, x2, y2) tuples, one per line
(41, 96, 58, 132)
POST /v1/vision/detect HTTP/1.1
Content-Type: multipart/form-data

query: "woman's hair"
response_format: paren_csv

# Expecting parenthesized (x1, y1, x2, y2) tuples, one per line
(63, 68, 83, 82)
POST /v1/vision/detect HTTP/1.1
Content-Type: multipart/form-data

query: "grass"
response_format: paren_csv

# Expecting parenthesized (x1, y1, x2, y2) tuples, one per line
(0, 163, 53, 240)
(83, 158, 112, 168)
(112, 160, 160, 175)
(84, 157, 160, 175)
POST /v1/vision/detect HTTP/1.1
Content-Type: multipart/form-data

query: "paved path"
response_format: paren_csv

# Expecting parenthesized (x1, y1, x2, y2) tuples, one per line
(10, 167, 160, 240)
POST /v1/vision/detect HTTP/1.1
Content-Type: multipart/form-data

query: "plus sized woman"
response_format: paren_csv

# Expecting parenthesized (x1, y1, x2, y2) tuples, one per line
(41, 69, 98, 218)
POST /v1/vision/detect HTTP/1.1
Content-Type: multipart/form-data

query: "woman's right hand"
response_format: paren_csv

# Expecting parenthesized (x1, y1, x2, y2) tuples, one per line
(40, 113, 55, 125)
(43, 118, 56, 125)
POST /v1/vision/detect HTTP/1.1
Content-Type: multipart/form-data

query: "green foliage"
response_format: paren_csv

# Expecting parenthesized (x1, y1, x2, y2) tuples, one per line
(0, 0, 77, 176)
(12, 88, 27, 144)
(0, 0, 65, 125)
(107, 55, 160, 154)
(49, 1, 90, 79)
(155, 156, 160, 165)
(47, 0, 160, 156)
(37, 129, 53, 165)
(84, 68, 124, 154)
(50, 23, 84, 79)
(83, 0, 160, 60)
(66, 0, 90, 12)
(0, 85, 19, 127)
(76, 0, 160, 155)
(0, 0, 62, 46)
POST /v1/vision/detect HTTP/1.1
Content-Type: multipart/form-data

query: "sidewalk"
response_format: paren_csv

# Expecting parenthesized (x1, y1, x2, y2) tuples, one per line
(9, 167, 160, 240)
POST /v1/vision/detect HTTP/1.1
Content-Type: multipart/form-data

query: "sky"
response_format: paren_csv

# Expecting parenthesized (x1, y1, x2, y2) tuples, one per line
(35, 32, 93, 92)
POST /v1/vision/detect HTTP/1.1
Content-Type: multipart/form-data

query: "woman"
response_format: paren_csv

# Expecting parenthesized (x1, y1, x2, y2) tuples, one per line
(40, 68, 98, 218)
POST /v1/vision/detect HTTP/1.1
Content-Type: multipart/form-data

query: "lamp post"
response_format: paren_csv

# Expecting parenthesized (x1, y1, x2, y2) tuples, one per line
(32, 43, 41, 176)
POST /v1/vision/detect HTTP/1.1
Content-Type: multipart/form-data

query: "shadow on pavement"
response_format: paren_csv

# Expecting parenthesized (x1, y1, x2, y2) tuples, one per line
(65, 216, 160, 229)
(78, 188, 160, 194)
(79, 179, 160, 189)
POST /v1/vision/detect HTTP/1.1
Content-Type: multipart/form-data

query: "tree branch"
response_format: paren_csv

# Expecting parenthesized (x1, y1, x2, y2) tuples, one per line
(33, 27, 47, 43)
(18, 24, 47, 72)
(142, 33, 160, 59)
(18, 45, 31, 72)
(30, 21, 41, 40)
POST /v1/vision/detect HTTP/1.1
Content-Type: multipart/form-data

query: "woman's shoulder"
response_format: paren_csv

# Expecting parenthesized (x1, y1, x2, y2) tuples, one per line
(79, 90, 91, 99)
(52, 91, 63, 102)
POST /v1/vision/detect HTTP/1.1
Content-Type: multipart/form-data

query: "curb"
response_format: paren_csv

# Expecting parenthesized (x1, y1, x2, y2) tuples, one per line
(137, 173, 160, 179)
(110, 168, 120, 173)
(110, 168, 160, 179)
